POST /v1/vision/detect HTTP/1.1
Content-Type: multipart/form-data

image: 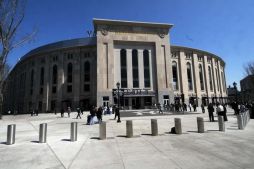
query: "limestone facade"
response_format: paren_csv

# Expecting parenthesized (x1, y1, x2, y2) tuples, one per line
(3, 19, 227, 113)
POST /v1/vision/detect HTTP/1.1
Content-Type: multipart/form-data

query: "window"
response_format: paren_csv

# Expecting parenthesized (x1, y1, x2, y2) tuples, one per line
(187, 63, 193, 90)
(172, 61, 178, 90)
(52, 65, 58, 84)
(67, 63, 73, 83)
(120, 49, 127, 88)
(132, 49, 139, 88)
(84, 61, 90, 82)
(215, 68, 220, 91)
(40, 87, 43, 95)
(30, 69, 34, 95)
(52, 86, 57, 93)
(84, 84, 90, 92)
(222, 71, 226, 92)
(186, 53, 192, 59)
(143, 49, 150, 88)
(208, 66, 213, 91)
(171, 52, 179, 58)
(30, 69, 34, 87)
(67, 53, 73, 60)
(40, 67, 44, 85)
(199, 64, 204, 90)
(198, 55, 202, 61)
(67, 85, 72, 93)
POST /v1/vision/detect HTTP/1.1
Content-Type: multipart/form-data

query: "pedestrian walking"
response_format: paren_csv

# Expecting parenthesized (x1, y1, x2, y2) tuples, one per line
(158, 103, 163, 114)
(207, 103, 215, 122)
(67, 107, 71, 117)
(76, 108, 81, 119)
(61, 108, 64, 118)
(201, 104, 205, 113)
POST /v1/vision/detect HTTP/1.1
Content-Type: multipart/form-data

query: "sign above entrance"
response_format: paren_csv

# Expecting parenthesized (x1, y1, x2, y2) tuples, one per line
(112, 89, 156, 97)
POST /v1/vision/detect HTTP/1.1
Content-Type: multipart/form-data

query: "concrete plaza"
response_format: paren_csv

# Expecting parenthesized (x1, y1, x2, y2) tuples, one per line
(0, 108, 254, 169)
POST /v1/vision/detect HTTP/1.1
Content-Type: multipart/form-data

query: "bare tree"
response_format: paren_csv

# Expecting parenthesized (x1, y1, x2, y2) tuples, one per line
(0, 0, 36, 118)
(244, 61, 254, 76)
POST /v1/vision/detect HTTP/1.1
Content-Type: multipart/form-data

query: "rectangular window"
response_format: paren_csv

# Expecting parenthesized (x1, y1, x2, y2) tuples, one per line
(143, 50, 150, 88)
(67, 85, 72, 93)
(84, 84, 90, 92)
(52, 86, 57, 93)
(132, 50, 139, 88)
(40, 87, 43, 95)
(120, 49, 127, 88)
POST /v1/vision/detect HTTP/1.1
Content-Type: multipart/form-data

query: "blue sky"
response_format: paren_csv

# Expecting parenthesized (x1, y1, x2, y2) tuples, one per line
(9, 0, 254, 88)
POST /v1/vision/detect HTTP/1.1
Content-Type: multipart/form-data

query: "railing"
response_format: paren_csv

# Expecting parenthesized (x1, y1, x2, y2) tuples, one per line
(237, 110, 250, 130)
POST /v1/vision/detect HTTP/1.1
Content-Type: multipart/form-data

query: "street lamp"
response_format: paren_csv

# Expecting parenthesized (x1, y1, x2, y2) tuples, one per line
(233, 81, 238, 104)
(116, 82, 121, 123)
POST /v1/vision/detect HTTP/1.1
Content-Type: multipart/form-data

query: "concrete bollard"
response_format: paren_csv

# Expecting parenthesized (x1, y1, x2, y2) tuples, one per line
(7, 124, 16, 145)
(151, 119, 158, 136)
(197, 117, 205, 133)
(70, 122, 78, 141)
(99, 122, 106, 140)
(126, 120, 133, 138)
(39, 123, 47, 143)
(174, 118, 182, 134)
(218, 116, 225, 132)
(237, 114, 244, 130)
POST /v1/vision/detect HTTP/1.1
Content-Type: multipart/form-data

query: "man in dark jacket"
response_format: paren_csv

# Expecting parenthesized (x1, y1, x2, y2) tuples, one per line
(207, 103, 215, 122)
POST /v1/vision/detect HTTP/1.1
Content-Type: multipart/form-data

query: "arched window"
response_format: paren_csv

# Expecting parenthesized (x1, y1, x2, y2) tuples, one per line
(84, 61, 90, 82)
(67, 63, 73, 83)
(132, 49, 139, 88)
(120, 49, 127, 88)
(199, 64, 204, 90)
(215, 68, 219, 91)
(143, 49, 150, 88)
(172, 61, 178, 90)
(40, 67, 44, 85)
(53, 65, 58, 84)
(31, 69, 34, 87)
(30, 69, 34, 95)
(187, 63, 193, 90)
(84, 61, 90, 92)
(222, 71, 226, 92)
(208, 66, 213, 91)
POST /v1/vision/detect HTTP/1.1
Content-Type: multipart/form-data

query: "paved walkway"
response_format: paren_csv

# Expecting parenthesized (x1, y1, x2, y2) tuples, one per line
(0, 108, 254, 169)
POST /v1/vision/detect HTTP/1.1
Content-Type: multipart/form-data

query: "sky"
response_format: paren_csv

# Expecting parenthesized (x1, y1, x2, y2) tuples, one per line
(8, 0, 254, 89)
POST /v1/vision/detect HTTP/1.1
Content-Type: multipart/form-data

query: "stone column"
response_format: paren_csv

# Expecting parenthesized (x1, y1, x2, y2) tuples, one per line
(192, 53, 201, 106)
(73, 50, 81, 108)
(203, 55, 211, 104)
(179, 51, 188, 103)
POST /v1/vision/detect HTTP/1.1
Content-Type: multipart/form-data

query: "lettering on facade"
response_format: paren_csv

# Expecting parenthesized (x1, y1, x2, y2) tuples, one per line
(86, 30, 97, 37)
(112, 89, 156, 97)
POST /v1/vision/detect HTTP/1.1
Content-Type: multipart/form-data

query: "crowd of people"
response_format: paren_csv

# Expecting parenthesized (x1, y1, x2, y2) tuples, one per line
(57, 105, 121, 125)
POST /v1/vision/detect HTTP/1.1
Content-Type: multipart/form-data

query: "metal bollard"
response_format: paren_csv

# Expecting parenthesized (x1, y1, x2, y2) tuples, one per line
(237, 114, 244, 130)
(99, 122, 106, 140)
(174, 118, 182, 134)
(7, 124, 16, 145)
(218, 116, 225, 131)
(126, 120, 133, 138)
(70, 122, 78, 141)
(197, 117, 205, 133)
(39, 123, 47, 143)
(151, 119, 158, 136)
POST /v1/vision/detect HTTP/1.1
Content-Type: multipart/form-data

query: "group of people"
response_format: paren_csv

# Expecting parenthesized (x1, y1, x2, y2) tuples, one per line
(30, 109, 39, 116)
(207, 102, 228, 122)
(159, 102, 198, 113)
(59, 107, 78, 118)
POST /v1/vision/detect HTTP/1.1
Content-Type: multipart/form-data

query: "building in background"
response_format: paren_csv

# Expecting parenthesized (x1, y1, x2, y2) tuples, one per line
(240, 75, 254, 103)
(3, 19, 228, 113)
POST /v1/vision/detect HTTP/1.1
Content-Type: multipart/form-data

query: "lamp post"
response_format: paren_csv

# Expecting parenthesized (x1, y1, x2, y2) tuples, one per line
(233, 81, 238, 104)
(116, 82, 121, 123)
